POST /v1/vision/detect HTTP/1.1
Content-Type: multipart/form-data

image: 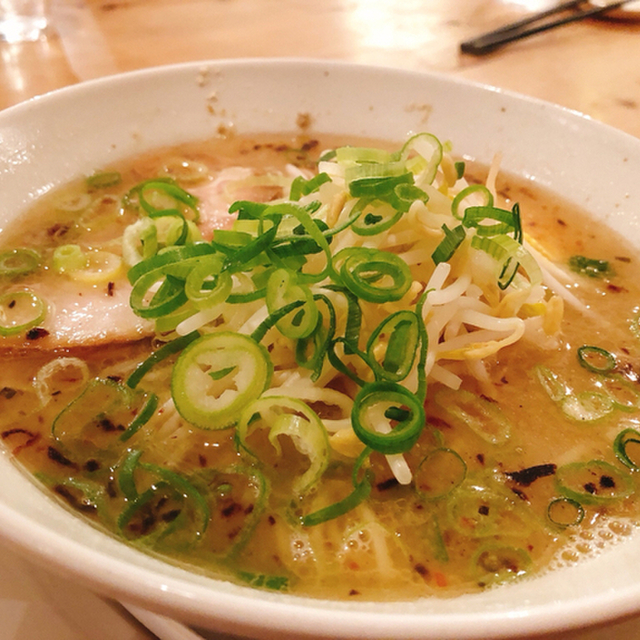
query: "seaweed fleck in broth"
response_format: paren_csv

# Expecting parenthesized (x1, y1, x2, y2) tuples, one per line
(1, 132, 640, 601)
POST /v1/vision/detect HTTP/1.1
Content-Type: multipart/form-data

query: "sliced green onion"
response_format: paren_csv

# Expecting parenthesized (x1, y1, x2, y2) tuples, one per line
(600, 375, 640, 412)
(336, 247, 412, 303)
(547, 497, 585, 528)
(322, 284, 362, 355)
(266, 268, 318, 339)
(52, 379, 154, 459)
(325, 337, 369, 387)
(237, 571, 289, 591)
(351, 381, 425, 454)
(211, 229, 255, 255)
(251, 299, 304, 344)
(41, 475, 108, 519)
(153, 306, 199, 334)
(225, 225, 280, 273)
(535, 364, 618, 422)
(348, 172, 414, 199)
(0, 248, 41, 278)
(122, 218, 158, 266)
(415, 448, 466, 500)
(162, 158, 210, 185)
(130, 269, 188, 319)
(228, 200, 269, 220)
(555, 459, 633, 505)
(172, 332, 272, 430)
(0, 290, 46, 336)
(366, 310, 419, 382)
(569, 255, 613, 279)
(289, 172, 331, 201)
(451, 185, 493, 220)
(398, 132, 443, 185)
(261, 202, 332, 283)
(134, 179, 200, 222)
(614, 428, 640, 471)
(184, 255, 231, 309)
(300, 448, 372, 526)
(435, 387, 511, 445)
(139, 466, 210, 538)
(392, 183, 429, 212)
(351, 199, 404, 236)
(120, 392, 158, 442)
(534, 365, 569, 403)
(463, 204, 521, 239)
(148, 209, 189, 246)
(86, 171, 122, 189)
(117, 480, 182, 542)
(67, 250, 123, 285)
(560, 391, 615, 423)
(227, 288, 267, 304)
(414, 291, 429, 403)
(447, 485, 519, 537)
(127, 242, 217, 284)
(117, 448, 143, 500)
(472, 544, 531, 584)
(431, 224, 465, 265)
(295, 294, 336, 381)
(54, 193, 92, 214)
(237, 395, 330, 495)
(577, 345, 616, 374)
(471, 234, 541, 289)
(336, 146, 393, 165)
(343, 160, 407, 183)
(52, 244, 87, 274)
(117, 451, 210, 543)
(271, 219, 331, 258)
(208, 465, 269, 559)
(421, 515, 449, 563)
(511, 203, 523, 243)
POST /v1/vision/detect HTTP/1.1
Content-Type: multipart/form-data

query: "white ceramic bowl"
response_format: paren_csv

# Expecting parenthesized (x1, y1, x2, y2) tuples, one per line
(1, 59, 640, 640)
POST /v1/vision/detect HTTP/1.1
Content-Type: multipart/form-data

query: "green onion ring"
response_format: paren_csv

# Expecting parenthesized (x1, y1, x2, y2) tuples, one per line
(338, 247, 412, 303)
(451, 185, 494, 220)
(129, 269, 188, 319)
(415, 448, 467, 500)
(119, 392, 158, 442)
(136, 179, 200, 222)
(0, 248, 41, 278)
(172, 331, 272, 430)
(127, 242, 217, 284)
(351, 381, 425, 454)
(0, 290, 46, 336)
(577, 345, 616, 374)
(555, 459, 633, 505)
(301, 448, 373, 526)
(366, 310, 419, 382)
(546, 497, 585, 528)
(614, 428, 640, 471)
(126, 331, 200, 389)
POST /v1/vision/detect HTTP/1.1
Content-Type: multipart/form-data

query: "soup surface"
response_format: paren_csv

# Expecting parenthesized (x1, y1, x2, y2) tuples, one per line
(1, 132, 639, 601)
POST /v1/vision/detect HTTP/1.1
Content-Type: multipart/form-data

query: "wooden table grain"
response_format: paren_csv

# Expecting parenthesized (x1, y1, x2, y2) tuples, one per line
(1, 0, 639, 137)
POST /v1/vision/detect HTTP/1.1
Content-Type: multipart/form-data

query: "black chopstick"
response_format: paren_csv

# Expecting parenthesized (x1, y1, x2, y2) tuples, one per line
(460, 0, 634, 55)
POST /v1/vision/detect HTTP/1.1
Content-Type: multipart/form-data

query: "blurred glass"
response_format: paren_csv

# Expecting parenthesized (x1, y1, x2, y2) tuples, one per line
(0, 0, 47, 43)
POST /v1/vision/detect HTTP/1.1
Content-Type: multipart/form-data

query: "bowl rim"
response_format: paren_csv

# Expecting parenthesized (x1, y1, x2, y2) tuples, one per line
(2, 57, 640, 639)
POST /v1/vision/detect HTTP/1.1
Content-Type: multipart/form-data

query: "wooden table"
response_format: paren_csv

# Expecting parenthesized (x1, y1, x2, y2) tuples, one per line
(1, 2, 640, 639)
(1, 0, 640, 139)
